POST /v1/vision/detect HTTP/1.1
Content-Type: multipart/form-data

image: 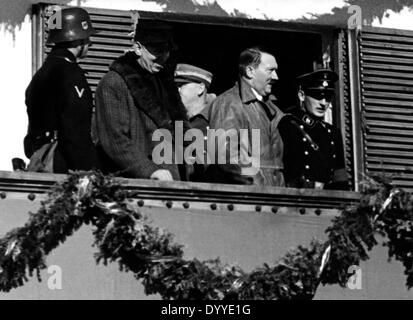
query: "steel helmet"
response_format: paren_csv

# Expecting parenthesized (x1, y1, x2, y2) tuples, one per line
(46, 7, 97, 44)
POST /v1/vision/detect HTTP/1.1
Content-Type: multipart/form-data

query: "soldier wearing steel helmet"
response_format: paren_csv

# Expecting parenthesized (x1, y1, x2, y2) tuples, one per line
(278, 69, 349, 190)
(24, 7, 102, 173)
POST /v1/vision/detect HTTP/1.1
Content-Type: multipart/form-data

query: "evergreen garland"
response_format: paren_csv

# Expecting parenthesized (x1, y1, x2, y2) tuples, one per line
(0, 172, 411, 299)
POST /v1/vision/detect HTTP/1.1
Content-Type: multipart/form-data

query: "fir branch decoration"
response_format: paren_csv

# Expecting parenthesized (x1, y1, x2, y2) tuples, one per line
(0, 171, 412, 299)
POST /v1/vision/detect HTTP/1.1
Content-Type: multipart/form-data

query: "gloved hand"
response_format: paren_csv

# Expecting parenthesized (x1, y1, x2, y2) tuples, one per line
(150, 169, 174, 181)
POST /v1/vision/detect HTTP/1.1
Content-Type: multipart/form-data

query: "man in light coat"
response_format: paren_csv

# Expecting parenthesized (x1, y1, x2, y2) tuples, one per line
(208, 47, 285, 186)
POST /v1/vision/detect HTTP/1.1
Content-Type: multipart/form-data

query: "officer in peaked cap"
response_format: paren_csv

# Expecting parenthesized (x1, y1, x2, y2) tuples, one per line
(278, 68, 349, 190)
(174, 63, 215, 126)
(174, 63, 216, 182)
(24, 7, 102, 173)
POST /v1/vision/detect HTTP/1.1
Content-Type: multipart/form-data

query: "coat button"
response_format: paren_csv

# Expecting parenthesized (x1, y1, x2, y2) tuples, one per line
(333, 154, 336, 158)
(300, 125, 304, 129)
(331, 141, 335, 145)
(303, 138, 307, 142)
(305, 165, 310, 170)
(304, 151, 309, 155)
(328, 129, 331, 133)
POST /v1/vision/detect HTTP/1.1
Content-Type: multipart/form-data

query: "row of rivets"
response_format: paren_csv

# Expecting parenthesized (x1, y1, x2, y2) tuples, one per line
(133, 199, 321, 216)
(1, 192, 46, 202)
(0, 193, 324, 217)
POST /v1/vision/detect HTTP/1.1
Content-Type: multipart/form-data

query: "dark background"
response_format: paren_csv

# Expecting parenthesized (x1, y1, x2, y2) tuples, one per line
(170, 22, 323, 111)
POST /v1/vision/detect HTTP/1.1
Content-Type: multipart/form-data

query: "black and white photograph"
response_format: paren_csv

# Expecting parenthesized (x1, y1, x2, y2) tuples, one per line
(0, 0, 412, 308)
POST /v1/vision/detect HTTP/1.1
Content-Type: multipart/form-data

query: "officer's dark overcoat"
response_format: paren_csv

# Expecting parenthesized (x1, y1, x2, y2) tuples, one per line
(278, 108, 348, 190)
(24, 48, 101, 173)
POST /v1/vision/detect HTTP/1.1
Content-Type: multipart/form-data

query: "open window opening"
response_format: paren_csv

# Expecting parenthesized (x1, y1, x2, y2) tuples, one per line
(169, 21, 325, 112)
(33, 4, 354, 191)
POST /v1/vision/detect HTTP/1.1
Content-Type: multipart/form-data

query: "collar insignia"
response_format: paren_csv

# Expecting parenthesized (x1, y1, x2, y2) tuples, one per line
(302, 115, 314, 126)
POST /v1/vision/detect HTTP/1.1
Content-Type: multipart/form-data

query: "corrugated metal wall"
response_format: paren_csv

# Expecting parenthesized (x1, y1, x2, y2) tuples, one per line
(360, 26, 413, 191)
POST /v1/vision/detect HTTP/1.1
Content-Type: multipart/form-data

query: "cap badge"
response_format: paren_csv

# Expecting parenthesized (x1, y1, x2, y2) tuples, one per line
(322, 80, 328, 87)
(81, 21, 89, 30)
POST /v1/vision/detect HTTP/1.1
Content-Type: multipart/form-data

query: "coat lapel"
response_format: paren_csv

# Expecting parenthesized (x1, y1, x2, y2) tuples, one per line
(109, 53, 188, 132)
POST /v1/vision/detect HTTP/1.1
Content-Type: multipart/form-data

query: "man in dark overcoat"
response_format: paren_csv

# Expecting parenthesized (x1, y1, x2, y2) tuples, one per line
(24, 7, 101, 173)
(278, 69, 349, 190)
(95, 21, 190, 181)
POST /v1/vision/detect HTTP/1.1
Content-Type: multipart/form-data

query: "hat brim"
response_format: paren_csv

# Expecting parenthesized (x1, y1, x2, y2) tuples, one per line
(174, 79, 192, 87)
(174, 77, 211, 89)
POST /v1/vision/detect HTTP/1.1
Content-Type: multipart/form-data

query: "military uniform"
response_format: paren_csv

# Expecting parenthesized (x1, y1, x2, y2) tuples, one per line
(24, 8, 101, 173)
(174, 63, 216, 182)
(278, 68, 349, 190)
(188, 102, 213, 182)
(279, 109, 348, 189)
(24, 48, 101, 173)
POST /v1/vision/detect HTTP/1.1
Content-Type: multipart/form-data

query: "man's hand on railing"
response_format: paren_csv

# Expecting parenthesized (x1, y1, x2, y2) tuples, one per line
(150, 169, 174, 181)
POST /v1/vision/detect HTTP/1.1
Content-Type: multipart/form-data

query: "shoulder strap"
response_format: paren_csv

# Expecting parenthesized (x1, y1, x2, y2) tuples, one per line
(289, 116, 319, 151)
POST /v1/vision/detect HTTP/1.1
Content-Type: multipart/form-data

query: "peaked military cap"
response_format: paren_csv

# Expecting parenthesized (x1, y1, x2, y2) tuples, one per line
(174, 64, 213, 88)
(297, 68, 338, 92)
